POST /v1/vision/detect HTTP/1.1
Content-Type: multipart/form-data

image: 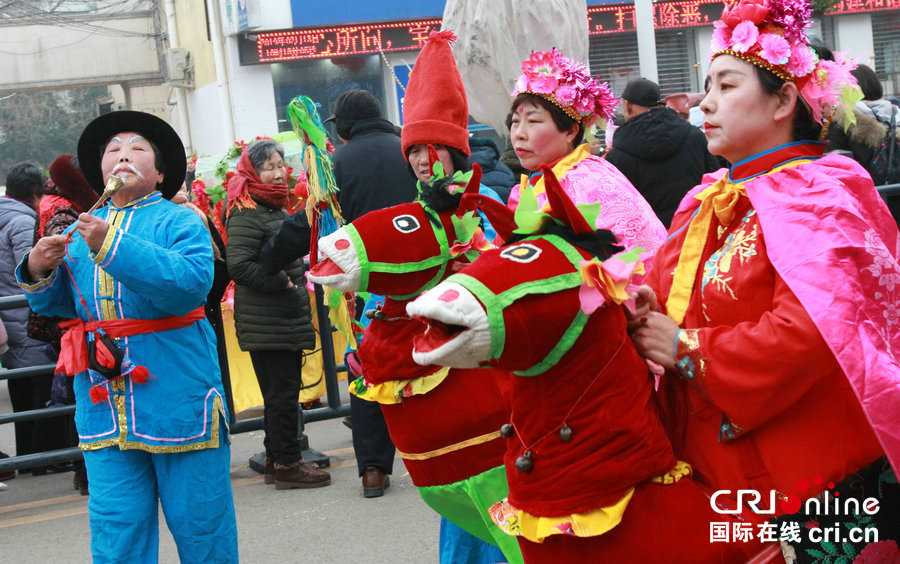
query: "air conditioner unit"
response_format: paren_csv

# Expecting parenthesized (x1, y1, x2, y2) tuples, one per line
(163, 47, 193, 89)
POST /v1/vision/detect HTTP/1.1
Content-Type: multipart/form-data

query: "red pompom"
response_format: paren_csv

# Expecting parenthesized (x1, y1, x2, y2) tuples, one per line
(89, 385, 109, 404)
(131, 365, 150, 384)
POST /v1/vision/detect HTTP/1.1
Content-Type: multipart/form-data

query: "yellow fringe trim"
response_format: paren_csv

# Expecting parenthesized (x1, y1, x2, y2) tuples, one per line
(350, 366, 451, 405)
(490, 461, 693, 542)
(490, 489, 633, 542)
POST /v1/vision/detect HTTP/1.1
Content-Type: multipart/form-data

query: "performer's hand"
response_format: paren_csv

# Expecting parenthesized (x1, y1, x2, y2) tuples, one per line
(27, 235, 68, 280)
(630, 312, 680, 372)
(625, 285, 658, 331)
(77, 213, 110, 253)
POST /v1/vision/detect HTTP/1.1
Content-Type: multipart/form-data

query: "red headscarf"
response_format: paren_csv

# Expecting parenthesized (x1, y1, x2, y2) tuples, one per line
(225, 149, 289, 217)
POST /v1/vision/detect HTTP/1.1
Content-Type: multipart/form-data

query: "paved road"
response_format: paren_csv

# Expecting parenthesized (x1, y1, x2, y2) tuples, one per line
(0, 384, 442, 563)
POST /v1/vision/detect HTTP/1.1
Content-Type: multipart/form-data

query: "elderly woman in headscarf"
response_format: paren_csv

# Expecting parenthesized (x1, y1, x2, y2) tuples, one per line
(225, 138, 330, 490)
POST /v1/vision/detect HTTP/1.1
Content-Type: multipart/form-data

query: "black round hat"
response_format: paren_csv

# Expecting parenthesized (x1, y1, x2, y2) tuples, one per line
(77, 110, 186, 200)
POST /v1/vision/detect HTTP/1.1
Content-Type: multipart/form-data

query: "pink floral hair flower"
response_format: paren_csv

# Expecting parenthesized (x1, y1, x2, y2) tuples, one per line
(731, 20, 760, 52)
(512, 48, 617, 127)
(555, 83, 578, 106)
(786, 44, 817, 77)
(711, 21, 733, 53)
(758, 33, 791, 65)
(768, 0, 812, 42)
(576, 95, 596, 116)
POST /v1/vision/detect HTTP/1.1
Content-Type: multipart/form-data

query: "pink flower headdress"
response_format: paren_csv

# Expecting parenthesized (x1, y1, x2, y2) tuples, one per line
(512, 49, 618, 128)
(711, 0, 862, 126)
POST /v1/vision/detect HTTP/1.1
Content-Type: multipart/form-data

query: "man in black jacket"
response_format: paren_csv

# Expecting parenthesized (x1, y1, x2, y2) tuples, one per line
(328, 89, 418, 222)
(262, 89, 416, 497)
(328, 90, 417, 497)
(606, 78, 720, 228)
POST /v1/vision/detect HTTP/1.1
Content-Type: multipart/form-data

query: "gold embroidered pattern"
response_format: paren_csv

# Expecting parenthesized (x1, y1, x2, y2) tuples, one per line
(651, 460, 693, 485)
(81, 396, 228, 453)
(90, 222, 119, 267)
(676, 328, 710, 396)
(93, 210, 127, 320)
(17, 257, 57, 290)
(701, 209, 759, 323)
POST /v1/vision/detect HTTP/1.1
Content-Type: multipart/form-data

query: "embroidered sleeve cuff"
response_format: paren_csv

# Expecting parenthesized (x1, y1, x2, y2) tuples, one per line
(90, 225, 120, 266)
(674, 328, 709, 392)
(15, 252, 57, 291)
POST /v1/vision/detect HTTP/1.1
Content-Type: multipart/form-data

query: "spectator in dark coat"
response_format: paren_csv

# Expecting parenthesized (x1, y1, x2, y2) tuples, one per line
(0, 162, 66, 472)
(263, 89, 417, 498)
(606, 78, 721, 228)
(328, 90, 418, 222)
(225, 139, 330, 490)
(467, 137, 516, 203)
(828, 64, 899, 186)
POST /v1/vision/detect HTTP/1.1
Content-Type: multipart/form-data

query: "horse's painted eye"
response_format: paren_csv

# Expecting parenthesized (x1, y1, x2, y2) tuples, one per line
(500, 244, 541, 263)
(393, 214, 420, 233)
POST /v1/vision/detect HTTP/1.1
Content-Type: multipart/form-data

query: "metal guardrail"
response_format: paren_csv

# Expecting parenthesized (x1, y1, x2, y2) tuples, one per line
(877, 183, 900, 197)
(4, 182, 897, 473)
(0, 283, 350, 473)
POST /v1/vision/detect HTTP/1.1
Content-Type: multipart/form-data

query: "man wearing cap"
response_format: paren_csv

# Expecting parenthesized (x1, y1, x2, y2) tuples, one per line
(326, 89, 417, 496)
(16, 111, 238, 563)
(326, 89, 418, 222)
(606, 77, 719, 228)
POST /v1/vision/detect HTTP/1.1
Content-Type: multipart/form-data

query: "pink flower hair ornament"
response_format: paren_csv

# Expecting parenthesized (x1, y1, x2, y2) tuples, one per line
(512, 48, 618, 128)
(711, 0, 863, 127)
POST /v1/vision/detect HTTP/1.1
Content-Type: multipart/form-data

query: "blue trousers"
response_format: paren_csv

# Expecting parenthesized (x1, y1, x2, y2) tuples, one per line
(440, 518, 508, 564)
(83, 437, 238, 564)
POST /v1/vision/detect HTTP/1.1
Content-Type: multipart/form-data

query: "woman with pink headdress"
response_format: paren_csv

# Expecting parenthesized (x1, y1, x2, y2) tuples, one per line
(629, 0, 900, 560)
(506, 49, 666, 261)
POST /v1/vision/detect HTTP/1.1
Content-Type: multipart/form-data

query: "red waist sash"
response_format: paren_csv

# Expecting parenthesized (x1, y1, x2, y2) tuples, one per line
(57, 306, 206, 377)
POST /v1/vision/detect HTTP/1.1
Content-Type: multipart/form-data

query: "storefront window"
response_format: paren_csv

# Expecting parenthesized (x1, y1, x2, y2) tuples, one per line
(271, 54, 384, 142)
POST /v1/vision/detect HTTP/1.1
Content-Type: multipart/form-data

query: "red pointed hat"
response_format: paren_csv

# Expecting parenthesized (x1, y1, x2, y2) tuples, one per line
(401, 30, 470, 157)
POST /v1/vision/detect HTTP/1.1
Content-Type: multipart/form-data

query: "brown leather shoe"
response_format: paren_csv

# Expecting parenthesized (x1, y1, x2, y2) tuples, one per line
(274, 460, 331, 489)
(362, 466, 390, 498)
(264, 457, 275, 485)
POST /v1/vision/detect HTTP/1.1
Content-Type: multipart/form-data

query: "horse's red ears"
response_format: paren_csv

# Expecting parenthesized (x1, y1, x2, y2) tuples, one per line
(427, 144, 440, 176)
(465, 195, 516, 242)
(465, 162, 482, 196)
(541, 165, 593, 235)
(458, 163, 515, 242)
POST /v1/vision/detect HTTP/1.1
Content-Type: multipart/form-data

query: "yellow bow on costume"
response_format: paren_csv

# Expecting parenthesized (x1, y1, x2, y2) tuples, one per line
(666, 159, 812, 325)
(666, 177, 746, 325)
(518, 144, 592, 207)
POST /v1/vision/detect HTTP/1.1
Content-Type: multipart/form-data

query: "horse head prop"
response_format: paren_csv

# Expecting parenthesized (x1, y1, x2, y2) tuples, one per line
(306, 156, 517, 493)
(406, 164, 647, 372)
(308, 160, 514, 299)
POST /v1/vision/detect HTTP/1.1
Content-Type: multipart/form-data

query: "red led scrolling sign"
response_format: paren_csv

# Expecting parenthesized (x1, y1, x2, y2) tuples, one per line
(248, 1, 899, 63)
(256, 18, 441, 63)
(587, 0, 900, 34)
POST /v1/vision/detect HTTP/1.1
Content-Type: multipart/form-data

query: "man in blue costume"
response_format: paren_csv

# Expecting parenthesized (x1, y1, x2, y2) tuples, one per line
(16, 111, 238, 563)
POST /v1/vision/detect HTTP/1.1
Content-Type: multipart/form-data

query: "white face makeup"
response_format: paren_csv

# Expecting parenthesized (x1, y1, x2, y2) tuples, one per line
(100, 132, 164, 202)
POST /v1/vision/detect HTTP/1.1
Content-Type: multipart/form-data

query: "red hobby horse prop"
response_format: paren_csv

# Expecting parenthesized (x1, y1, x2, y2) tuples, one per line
(406, 167, 769, 562)
(308, 163, 522, 560)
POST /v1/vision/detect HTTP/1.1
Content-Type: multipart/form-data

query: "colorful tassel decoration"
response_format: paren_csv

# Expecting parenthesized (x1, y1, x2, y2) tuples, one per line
(287, 94, 356, 347)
